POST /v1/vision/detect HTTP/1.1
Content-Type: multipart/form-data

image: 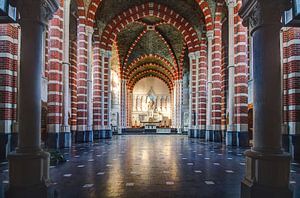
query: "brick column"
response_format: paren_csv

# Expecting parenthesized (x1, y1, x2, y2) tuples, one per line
(61, 0, 71, 140)
(86, 26, 94, 137)
(226, 0, 237, 145)
(174, 80, 183, 133)
(46, 0, 66, 148)
(99, 49, 112, 138)
(76, 17, 92, 142)
(206, 31, 214, 141)
(93, 30, 101, 139)
(0, 24, 19, 160)
(282, 27, 300, 160)
(69, 39, 77, 132)
(188, 52, 197, 137)
(199, 38, 208, 138)
(211, 16, 223, 142)
(234, 0, 249, 147)
(120, 79, 127, 133)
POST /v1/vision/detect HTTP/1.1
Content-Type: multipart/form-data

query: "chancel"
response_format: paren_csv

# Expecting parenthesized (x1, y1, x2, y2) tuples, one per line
(0, 0, 299, 197)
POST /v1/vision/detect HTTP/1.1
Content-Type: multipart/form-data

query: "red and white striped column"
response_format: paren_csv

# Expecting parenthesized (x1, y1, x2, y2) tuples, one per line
(47, 0, 66, 148)
(76, 17, 92, 142)
(93, 30, 101, 138)
(99, 49, 112, 138)
(120, 79, 127, 133)
(86, 26, 94, 138)
(282, 27, 300, 160)
(188, 52, 197, 137)
(233, 0, 249, 147)
(211, 13, 223, 142)
(206, 31, 214, 141)
(0, 24, 19, 160)
(174, 80, 183, 133)
(69, 39, 77, 132)
(226, 0, 236, 145)
(199, 38, 208, 138)
(189, 50, 205, 138)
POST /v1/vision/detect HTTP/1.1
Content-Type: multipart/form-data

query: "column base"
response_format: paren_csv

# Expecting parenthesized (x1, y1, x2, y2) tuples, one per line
(99, 130, 112, 139)
(0, 133, 9, 160)
(6, 182, 54, 198)
(206, 130, 214, 141)
(45, 132, 72, 149)
(238, 132, 249, 147)
(188, 129, 206, 139)
(0, 133, 18, 160)
(213, 131, 222, 142)
(226, 131, 237, 146)
(226, 131, 249, 147)
(93, 131, 100, 139)
(291, 134, 300, 161)
(241, 180, 293, 198)
(75, 131, 93, 143)
(241, 150, 293, 198)
(6, 150, 51, 198)
(281, 134, 290, 152)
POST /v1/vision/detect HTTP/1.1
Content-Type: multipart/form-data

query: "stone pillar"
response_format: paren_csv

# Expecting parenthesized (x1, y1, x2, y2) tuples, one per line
(226, 0, 237, 146)
(86, 26, 94, 136)
(239, 0, 293, 197)
(206, 31, 214, 141)
(61, 0, 71, 147)
(7, 0, 58, 197)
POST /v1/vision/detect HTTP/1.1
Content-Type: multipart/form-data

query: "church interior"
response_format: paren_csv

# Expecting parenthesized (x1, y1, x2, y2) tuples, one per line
(0, 0, 300, 197)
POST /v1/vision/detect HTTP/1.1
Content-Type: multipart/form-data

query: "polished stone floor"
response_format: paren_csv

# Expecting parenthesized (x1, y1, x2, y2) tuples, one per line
(1, 135, 300, 198)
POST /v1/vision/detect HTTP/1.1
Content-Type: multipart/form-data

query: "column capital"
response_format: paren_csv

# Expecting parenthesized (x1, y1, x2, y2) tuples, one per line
(100, 48, 106, 56)
(227, 0, 236, 8)
(13, 0, 59, 26)
(86, 26, 94, 35)
(106, 50, 112, 58)
(194, 51, 201, 58)
(188, 52, 196, 60)
(206, 30, 214, 41)
(239, 0, 291, 34)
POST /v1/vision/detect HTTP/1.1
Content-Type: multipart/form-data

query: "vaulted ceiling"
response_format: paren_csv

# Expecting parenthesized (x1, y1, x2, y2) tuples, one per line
(89, 0, 224, 90)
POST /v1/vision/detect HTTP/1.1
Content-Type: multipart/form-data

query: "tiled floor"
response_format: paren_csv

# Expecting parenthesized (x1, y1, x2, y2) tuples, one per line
(1, 135, 300, 198)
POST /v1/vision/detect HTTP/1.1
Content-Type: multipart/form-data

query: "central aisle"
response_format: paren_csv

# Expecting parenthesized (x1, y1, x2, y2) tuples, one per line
(53, 135, 247, 198)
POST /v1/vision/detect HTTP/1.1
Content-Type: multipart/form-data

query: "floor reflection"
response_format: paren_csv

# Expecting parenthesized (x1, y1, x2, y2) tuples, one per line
(0, 135, 299, 198)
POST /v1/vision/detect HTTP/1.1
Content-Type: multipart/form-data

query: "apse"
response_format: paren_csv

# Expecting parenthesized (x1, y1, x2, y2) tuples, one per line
(131, 77, 172, 128)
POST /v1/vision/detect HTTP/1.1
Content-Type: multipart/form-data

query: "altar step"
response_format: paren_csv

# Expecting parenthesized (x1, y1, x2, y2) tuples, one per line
(121, 128, 179, 135)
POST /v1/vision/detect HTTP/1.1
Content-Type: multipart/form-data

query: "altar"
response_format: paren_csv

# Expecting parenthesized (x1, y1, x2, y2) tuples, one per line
(140, 121, 160, 129)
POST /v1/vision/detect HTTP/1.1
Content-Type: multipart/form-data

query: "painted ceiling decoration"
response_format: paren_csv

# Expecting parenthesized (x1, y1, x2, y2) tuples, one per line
(82, 0, 226, 89)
